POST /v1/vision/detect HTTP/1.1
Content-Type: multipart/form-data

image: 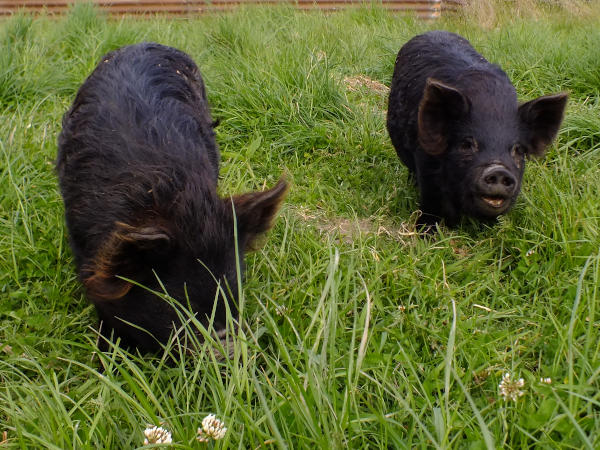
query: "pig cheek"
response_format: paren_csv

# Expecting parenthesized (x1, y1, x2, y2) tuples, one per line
(511, 149, 525, 170)
(508, 160, 526, 200)
(451, 151, 478, 190)
(447, 159, 479, 211)
(514, 156, 523, 170)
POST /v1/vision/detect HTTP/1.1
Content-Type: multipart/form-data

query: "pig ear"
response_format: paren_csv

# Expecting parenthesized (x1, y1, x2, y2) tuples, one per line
(84, 223, 171, 300)
(518, 92, 568, 157)
(230, 177, 289, 251)
(418, 78, 471, 155)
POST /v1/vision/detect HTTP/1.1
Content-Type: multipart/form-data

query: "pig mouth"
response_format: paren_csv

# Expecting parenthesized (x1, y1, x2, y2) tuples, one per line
(481, 196, 507, 209)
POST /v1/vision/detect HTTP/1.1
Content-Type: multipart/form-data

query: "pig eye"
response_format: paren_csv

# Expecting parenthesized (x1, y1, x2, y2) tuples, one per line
(458, 137, 478, 154)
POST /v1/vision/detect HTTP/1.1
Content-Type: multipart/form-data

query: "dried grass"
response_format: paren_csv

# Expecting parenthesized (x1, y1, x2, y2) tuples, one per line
(343, 75, 389, 96)
(292, 205, 420, 244)
(458, 0, 600, 28)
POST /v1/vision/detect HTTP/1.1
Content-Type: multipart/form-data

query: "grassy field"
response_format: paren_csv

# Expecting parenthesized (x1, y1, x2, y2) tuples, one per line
(1, 3, 600, 448)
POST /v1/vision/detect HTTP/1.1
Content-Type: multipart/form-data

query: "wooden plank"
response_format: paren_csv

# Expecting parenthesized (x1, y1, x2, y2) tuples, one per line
(1, 0, 442, 6)
(0, 0, 460, 16)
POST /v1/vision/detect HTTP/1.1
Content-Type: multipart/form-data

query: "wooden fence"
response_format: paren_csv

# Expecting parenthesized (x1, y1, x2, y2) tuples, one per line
(0, 0, 465, 19)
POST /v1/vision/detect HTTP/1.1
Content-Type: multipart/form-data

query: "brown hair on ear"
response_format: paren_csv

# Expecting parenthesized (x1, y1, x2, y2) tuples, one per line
(83, 221, 171, 300)
(418, 78, 470, 155)
(84, 272, 133, 301)
(229, 176, 289, 251)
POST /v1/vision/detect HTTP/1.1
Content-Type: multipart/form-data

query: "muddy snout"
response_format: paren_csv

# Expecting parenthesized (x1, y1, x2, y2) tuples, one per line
(475, 164, 518, 211)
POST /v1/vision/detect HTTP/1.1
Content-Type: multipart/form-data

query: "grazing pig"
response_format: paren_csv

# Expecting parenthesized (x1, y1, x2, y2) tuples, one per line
(387, 31, 567, 226)
(57, 43, 288, 353)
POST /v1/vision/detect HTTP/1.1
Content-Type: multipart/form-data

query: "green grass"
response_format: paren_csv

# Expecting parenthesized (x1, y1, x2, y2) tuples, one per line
(1, 4, 600, 448)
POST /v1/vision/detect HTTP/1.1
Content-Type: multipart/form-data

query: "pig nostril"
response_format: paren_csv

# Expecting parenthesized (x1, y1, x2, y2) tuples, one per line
(502, 177, 514, 187)
(485, 175, 497, 185)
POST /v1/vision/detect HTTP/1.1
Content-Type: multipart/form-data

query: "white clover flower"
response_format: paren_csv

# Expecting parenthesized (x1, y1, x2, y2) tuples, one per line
(275, 305, 292, 316)
(540, 377, 552, 384)
(143, 425, 172, 445)
(498, 372, 525, 401)
(197, 414, 227, 442)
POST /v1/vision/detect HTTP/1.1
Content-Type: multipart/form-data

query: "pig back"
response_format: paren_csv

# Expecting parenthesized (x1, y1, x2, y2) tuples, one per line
(57, 43, 219, 267)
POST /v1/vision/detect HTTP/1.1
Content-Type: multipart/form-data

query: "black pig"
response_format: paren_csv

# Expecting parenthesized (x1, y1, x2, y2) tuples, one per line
(57, 43, 288, 353)
(387, 31, 567, 226)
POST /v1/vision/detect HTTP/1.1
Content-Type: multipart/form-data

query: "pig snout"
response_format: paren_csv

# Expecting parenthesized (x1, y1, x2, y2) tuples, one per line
(474, 164, 518, 212)
(478, 165, 517, 195)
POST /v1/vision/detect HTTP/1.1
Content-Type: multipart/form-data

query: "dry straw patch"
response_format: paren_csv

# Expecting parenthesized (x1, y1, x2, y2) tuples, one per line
(292, 205, 419, 245)
(343, 75, 390, 96)
(460, 0, 599, 28)
(342, 74, 389, 115)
